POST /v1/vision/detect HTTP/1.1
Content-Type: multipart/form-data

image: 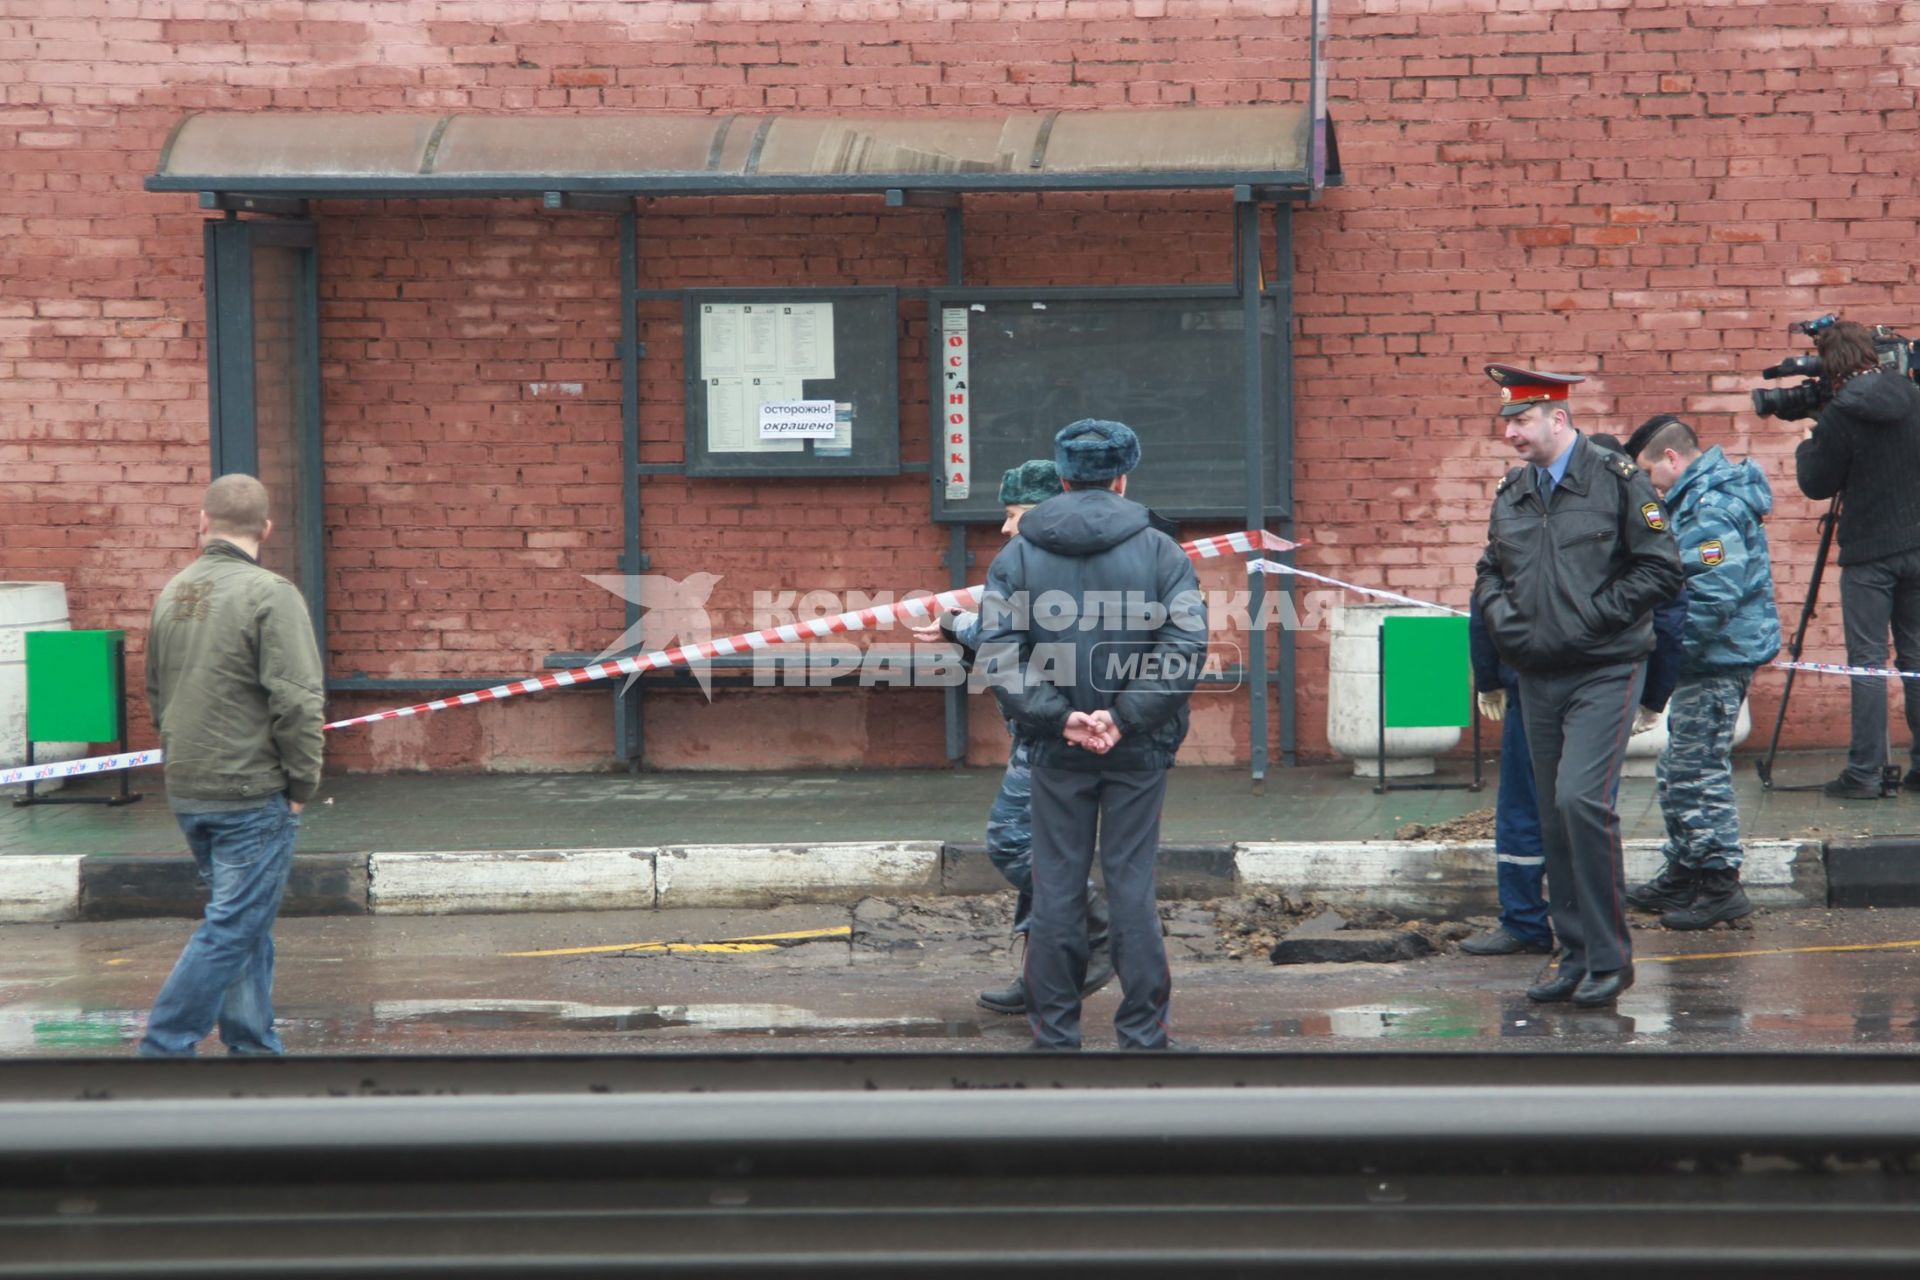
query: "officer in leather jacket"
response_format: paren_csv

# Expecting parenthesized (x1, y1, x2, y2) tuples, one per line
(1473, 364, 1683, 1008)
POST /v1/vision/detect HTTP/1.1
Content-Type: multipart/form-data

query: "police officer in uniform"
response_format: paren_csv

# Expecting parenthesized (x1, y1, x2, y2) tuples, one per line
(975, 420, 1207, 1050)
(1473, 366, 1683, 1006)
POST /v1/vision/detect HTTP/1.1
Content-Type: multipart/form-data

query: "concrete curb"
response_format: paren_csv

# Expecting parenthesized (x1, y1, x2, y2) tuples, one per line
(657, 843, 942, 908)
(369, 849, 654, 917)
(0, 855, 81, 923)
(0, 837, 1846, 923)
(80, 852, 369, 921)
(1235, 839, 1823, 917)
(1825, 837, 1920, 908)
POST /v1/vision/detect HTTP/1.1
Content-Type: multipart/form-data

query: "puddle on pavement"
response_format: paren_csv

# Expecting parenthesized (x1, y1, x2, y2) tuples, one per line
(7, 991, 1920, 1052)
(0, 1008, 146, 1053)
(368, 998, 987, 1039)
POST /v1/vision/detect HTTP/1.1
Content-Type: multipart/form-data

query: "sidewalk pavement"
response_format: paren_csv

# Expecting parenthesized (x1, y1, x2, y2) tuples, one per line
(2, 754, 1915, 922)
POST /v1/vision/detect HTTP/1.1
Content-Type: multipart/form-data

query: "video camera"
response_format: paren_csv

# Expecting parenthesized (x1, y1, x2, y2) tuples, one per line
(1751, 314, 1920, 420)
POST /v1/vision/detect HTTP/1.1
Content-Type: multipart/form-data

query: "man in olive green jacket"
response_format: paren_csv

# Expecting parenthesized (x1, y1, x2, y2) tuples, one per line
(138, 474, 325, 1057)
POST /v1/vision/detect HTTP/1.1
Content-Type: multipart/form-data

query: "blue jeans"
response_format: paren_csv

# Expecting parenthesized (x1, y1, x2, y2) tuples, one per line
(138, 794, 298, 1057)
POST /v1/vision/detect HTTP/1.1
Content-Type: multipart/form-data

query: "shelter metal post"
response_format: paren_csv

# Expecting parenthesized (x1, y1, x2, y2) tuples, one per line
(1272, 201, 1298, 768)
(1237, 198, 1268, 785)
(617, 209, 645, 767)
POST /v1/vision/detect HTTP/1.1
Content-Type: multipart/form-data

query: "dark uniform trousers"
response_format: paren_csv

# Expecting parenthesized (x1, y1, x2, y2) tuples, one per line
(1025, 766, 1170, 1050)
(1517, 660, 1644, 977)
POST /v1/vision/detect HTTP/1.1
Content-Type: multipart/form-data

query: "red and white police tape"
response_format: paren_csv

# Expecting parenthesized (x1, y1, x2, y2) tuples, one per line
(1245, 559, 1469, 616)
(0, 529, 1300, 787)
(9, 531, 1899, 790)
(321, 530, 1301, 732)
(1775, 659, 1920, 682)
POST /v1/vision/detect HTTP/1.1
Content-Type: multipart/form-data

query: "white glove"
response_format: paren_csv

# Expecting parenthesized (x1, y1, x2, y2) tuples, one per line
(1477, 689, 1506, 722)
(1631, 706, 1662, 735)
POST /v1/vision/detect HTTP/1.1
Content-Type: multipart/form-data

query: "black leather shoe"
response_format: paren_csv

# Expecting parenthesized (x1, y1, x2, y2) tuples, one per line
(977, 976, 1026, 1015)
(1825, 775, 1887, 800)
(1525, 970, 1582, 1003)
(1459, 927, 1553, 956)
(1573, 965, 1635, 1006)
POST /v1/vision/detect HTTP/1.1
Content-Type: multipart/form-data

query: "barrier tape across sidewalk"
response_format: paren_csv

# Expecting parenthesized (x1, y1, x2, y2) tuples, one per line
(1245, 559, 1470, 617)
(1776, 659, 1920, 682)
(0, 529, 1300, 787)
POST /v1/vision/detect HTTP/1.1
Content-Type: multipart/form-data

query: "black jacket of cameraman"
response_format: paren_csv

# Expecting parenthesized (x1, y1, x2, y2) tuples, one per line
(1474, 436, 1685, 675)
(1795, 371, 1920, 566)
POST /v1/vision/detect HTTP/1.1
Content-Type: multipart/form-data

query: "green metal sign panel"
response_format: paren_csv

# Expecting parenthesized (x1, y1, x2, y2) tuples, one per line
(25, 629, 123, 743)
(1381, 615, 1470, 730)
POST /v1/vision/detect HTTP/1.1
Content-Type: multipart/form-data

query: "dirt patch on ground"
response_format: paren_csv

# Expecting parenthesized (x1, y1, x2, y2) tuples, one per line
(852, 891, 1482, 966)
(851, 895, 1016, 960)
(1204, 893, 1478, 962)
(1206, 891, 1319, 960)
(1395, 807, 1497, 842)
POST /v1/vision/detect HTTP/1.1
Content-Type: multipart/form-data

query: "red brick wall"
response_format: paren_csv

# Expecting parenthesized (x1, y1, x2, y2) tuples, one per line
(3, 1, 1913, 775)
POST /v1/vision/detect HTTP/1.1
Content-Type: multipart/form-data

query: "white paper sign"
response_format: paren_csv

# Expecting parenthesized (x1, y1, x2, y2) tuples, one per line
(759, 399, 839, 440)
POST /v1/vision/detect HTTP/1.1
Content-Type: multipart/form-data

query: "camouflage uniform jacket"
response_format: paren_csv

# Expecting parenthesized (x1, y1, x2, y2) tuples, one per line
(1663, 446, 1782, 677)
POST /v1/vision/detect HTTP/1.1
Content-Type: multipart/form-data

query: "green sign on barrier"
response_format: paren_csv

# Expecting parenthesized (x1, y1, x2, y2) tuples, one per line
(1381, 615, 1470, 730)
(25, 629, 123, 743)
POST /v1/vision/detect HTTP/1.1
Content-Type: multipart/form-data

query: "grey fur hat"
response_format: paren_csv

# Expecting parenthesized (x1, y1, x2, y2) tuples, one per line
(1053, 418, 1141, 484)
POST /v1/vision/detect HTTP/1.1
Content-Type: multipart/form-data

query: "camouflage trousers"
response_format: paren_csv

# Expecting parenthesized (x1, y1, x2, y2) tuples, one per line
(987, 737, 1037, 933)
(1655, 671, 1752, 872)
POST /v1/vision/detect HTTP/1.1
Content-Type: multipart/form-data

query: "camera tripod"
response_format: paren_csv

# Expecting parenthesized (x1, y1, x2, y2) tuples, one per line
(1756, 493, 1905, 795)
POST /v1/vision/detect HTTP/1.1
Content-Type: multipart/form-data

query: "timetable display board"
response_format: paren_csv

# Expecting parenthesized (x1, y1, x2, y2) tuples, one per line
(930, 294, 1285, 523)
(684, 289, 900, 477)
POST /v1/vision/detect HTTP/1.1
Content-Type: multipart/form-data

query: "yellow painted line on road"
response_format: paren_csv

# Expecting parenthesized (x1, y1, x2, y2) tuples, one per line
(503, 925, 852, 959)
(1642, 938, 1920, 964)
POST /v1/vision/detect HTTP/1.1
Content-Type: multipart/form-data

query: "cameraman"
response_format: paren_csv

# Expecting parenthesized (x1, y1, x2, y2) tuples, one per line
(1794, 319, 1920, 799)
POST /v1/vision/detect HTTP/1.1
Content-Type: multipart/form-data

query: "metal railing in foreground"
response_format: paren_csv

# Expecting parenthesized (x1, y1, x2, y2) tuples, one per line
(2, 1052, 1919, 1276)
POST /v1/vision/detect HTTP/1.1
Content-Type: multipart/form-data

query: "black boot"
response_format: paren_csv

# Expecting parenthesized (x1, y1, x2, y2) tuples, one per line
(1660, 867, 1754, 930)
(977, 974, 1027, 1015)
(1082, 888, 1116, 998)
(1625, 864, 1700, 914)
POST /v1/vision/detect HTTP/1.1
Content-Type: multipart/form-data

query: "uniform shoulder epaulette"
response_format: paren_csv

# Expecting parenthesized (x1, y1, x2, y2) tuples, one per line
(1496, 466, 1523, 495)
(1606, 453, 1639, 481)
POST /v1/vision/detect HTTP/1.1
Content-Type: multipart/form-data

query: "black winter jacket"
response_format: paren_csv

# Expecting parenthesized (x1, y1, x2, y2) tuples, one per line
(1473, 436, 1685, 675)
(1469, 589, 1688, 712)
(976, 488, 1207, 772)
(1794, 370, 1920, 566)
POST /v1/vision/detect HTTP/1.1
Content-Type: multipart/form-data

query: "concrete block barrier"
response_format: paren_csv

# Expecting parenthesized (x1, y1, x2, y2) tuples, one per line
(656, 842, 941, 908)
(77, 853, 371, 921)
(369, 848, 656, 916)
(0, 855, 81, 923)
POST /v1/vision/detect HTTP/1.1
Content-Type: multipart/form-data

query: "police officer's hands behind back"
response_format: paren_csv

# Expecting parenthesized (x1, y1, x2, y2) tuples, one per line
(1477, 689, 1506, 722)
(1065, 709, 1122, 755)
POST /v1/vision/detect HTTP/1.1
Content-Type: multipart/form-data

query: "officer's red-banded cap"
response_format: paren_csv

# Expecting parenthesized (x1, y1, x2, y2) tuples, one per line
(1486, 363, 1586, 417)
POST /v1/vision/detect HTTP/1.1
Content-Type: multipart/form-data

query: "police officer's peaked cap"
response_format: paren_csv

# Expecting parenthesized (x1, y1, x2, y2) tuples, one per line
(1054, 418, 1141, 483)
(1486, 363, 1586, 417)
(998, 459, 1063, 506)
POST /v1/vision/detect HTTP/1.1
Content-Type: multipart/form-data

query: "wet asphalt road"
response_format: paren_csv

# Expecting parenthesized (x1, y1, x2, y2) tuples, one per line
(6, 901, 1920, 1056)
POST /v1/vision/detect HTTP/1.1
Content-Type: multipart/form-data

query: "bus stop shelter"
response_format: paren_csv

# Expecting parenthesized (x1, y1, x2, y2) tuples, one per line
(146, 95, 1339, 782)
